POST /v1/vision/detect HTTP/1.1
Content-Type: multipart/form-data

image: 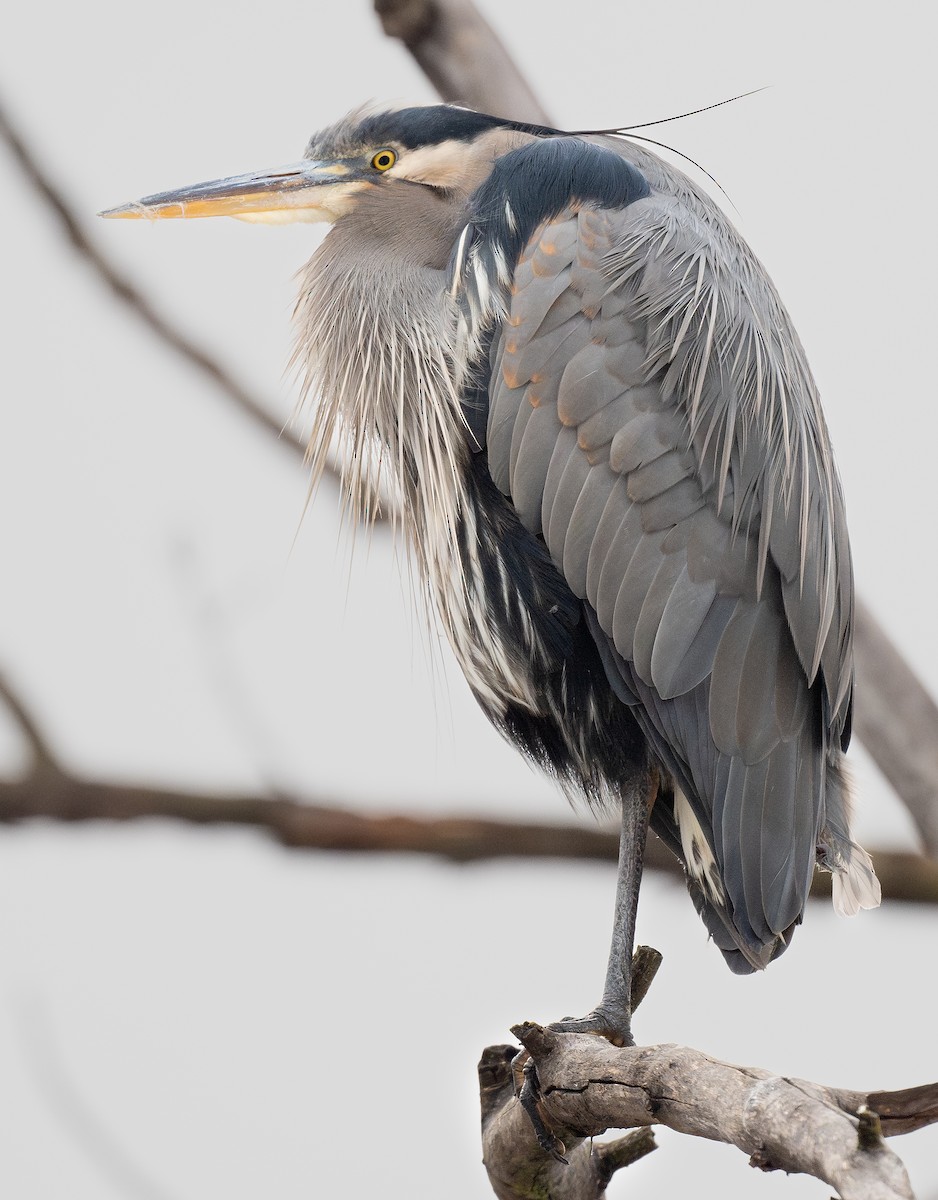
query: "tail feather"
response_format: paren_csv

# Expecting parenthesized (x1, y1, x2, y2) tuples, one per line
(829, 843, 881, 916)
(685, 873, 797, 973)
(818, 757, 882, 917)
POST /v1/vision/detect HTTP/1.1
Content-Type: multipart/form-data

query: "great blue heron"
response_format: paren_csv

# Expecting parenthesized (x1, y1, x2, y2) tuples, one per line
(103, 104, 880, 1046)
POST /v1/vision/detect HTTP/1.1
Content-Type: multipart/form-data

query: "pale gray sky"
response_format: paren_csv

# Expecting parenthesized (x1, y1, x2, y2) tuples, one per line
(1, 1, 935, 1196)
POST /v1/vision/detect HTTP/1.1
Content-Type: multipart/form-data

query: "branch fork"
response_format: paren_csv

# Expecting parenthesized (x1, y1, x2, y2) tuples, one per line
(480, 949, 934, 1199)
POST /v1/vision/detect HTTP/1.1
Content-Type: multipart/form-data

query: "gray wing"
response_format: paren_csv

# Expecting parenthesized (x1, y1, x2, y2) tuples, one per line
(485, 188, 854, 966)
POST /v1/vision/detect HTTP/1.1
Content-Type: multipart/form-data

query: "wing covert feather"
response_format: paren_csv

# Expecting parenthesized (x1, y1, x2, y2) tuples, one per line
(593, 500, 643, 622)
(649, 567, 717, 698)
(542, 426, 589, 549)
(561, 465, 619, 596)
(511, 402, 565, 534)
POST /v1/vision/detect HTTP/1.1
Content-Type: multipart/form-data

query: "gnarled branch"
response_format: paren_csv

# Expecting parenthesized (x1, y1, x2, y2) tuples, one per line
(481, 950, 937, 1197)
(481, 1018, 936, 1200)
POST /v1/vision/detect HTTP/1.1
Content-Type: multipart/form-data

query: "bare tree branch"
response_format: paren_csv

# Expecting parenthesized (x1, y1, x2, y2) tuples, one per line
(0, 95, 309, 464)
(481, 1020, 935, 1199)
(373, 0, 938, 855)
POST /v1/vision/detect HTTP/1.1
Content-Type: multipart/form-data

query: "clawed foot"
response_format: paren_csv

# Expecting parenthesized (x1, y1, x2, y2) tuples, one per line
(548, 1008, 634, 1047)
(543, 947, 663, 1048)
(510, 950, 662, 1165)
(509, 1013, 632, 1164)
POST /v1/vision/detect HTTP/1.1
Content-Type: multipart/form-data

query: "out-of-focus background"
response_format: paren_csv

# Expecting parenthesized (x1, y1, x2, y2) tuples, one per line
(1, 2, 935, 1196)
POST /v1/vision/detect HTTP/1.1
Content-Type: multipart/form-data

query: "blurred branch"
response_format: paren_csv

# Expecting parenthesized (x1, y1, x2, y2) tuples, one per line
(0, 96, 308, 463)
(374, 0, 549, 123)
(1, 670, 936, 902)
(854, 597, 938, 855)
(15, 996, 182, 1200)
(481, 1018, 935, 1199)
(0, 671, 59, 772)
(374, 0, 938, 856)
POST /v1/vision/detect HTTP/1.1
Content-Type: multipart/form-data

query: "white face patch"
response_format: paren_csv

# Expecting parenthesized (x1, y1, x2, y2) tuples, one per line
(391, 139, 476, 189)
(391, 128, 535, 194)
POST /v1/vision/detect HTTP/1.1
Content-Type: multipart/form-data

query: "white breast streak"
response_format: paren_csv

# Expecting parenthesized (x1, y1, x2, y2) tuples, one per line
(295, 246, 537, 718)
(436, 499, 539, 715)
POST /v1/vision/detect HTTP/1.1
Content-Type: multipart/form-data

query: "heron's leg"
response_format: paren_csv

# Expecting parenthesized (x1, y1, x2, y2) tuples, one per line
(549, 765, 658, 1046)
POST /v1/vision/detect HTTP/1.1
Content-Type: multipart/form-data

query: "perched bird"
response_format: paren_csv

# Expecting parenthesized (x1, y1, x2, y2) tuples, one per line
(103, 103, 880, 1046)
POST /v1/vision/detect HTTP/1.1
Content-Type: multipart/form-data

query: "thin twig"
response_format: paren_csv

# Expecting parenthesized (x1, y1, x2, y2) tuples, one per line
(0, 96, 308, 463)
(14, 996, 182, 1200)
(0, 670, 60, 771)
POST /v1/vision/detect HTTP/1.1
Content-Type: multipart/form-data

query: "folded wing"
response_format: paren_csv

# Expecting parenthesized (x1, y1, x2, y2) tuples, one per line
(484, 179, 856, 967)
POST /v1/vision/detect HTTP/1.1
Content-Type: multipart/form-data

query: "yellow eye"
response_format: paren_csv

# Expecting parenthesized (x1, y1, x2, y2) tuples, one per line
(371, 149, 397, 172)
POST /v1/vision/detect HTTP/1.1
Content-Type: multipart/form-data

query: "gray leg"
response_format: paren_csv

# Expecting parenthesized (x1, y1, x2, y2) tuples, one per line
(550, 765, 657, 1046)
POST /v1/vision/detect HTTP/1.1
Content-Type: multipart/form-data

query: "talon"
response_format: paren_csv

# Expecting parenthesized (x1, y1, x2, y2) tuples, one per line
(518, 1060, 568, 1163)
(509, 1047, 530, 1096)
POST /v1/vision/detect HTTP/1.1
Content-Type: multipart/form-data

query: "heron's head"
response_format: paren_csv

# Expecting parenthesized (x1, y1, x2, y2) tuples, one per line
(100, 105, 558, 226)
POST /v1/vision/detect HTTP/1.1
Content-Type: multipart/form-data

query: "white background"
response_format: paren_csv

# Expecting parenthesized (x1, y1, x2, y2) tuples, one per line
(1, 1, 936, 1196)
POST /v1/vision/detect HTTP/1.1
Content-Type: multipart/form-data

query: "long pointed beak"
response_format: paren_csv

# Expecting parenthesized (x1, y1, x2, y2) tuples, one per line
(99, 161, 368, 224)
